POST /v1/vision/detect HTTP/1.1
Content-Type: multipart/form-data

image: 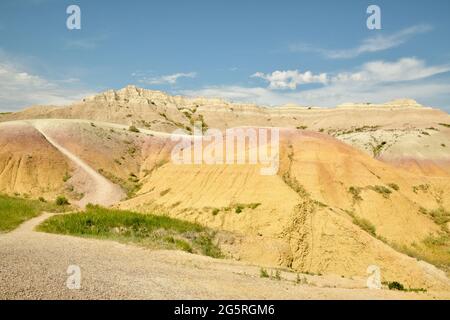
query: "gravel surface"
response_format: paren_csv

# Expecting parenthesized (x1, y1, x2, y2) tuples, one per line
(1, 212, 443, 300)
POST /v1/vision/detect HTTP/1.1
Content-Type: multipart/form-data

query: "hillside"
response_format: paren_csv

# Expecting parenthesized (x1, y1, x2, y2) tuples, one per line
(1, 86, 449, 294)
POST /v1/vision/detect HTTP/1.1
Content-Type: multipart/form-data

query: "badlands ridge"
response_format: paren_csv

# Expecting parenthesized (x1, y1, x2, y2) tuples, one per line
(1, 85, 449, 295)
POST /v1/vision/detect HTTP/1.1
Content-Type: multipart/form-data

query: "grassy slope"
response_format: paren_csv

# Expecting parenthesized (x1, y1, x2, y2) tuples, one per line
(37, 205, 222, 258)
(0, 194, 67, 232)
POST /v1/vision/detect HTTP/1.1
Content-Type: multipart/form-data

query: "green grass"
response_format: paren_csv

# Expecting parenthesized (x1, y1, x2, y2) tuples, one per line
(0, 194, 68, 232)
(352, 216, 377, 236)
(37, 205, 223, 258)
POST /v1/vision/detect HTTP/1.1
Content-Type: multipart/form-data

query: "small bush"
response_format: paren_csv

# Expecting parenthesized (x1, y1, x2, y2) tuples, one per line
(348, 186, 363, 202)
(387, 281, 405, 291)
(128, 125, 140, 133)
(38, 197, 46, 203)
(212, 208, 220, 216)
(387, 183, 399, 191)
(55, 196, 70, 206)
(370, 185, 392, 198)
(260, 268, 269, 278)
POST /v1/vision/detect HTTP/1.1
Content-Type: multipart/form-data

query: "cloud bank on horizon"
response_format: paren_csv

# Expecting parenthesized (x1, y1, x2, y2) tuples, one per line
(0, 0, 450, 111)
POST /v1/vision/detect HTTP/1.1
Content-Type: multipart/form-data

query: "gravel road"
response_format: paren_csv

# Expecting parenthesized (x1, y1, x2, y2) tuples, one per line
(0, 212, 441, 300)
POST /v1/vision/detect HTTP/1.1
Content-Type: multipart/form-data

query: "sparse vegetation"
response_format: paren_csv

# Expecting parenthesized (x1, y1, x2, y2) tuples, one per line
(0, 194, 68, 232)
(352, 216, 376, 236)
(296, 274, 307, 285)
(438, 123, 450, 128)
(296, 125, 308, 130)
(370, 141, 387, 158)
(62, 172, 72, 182)
(412, 184, 429, 194)
(348, 186, 363, 202)
(387, 183, 399, 191)
(55, 196, 70, 206)
(37, 205, 222, 258)
(369, 185, 392, 198)
(98, 169, 142, 198)
(260, 268, 269, 278)
(387, 281, 405, 291)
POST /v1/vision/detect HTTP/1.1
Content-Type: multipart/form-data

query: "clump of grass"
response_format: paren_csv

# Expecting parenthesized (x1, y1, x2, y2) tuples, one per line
(421, 207, 450, 226)
(62, 172, 72, 182)
(128, 125, 140, 133)
(0, 194, 68, 232)
(412, 184, 430, 194)
(369, 185, 392, 198)
(353, 216, 376, 236)
(296, 125, 308, 130)
(212, 208, 220, 216)
(55, 196, 70, 206)
(387, 183, 399, 191)
(348, 186, 363, 202)
(38, 205, 223, 258)
(346, 210, 377, 236)
(260, 268, 269, 278)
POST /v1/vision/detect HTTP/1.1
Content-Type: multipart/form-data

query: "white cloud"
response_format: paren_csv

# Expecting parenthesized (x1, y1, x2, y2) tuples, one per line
(0, 60, 94, 111)
(137, 72, 197, 85)
(290, 25, 432, 59)
(251, 70, 328, 90)
(181, 58, 450, 109)
(332, 58, 450, 83)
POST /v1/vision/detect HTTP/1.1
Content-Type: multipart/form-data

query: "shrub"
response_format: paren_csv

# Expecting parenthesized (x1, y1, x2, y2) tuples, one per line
(128, 125, 140, 133)
(370, 185, 392, 198)
(212, 208, 220, 216)
(387, 183, 399, 191)
(388, 281, 405, 291)
(348, 186, 363, 202)
(38, 197, 46, 203)
(55, 196, 70, 206)
(260, 268, 269, 278)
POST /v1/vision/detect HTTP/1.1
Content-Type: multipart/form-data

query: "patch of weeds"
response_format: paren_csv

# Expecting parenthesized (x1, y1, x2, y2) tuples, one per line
(62, 172, 72, 182)
(296, 125, 308, 130)
(369, 185, 392, 198)
(98, 169, 142, 198)
(412, 184, 430, 194)
(387, 183, 399, 191)
(260, 268, 269, 278)
(387, 281, 405, 291)
(212, 208, 220, 216)
(348, 186, 363, 202)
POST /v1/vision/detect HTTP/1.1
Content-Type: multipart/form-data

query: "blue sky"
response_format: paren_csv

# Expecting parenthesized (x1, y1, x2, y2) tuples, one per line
(1, 0, 450, 111)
